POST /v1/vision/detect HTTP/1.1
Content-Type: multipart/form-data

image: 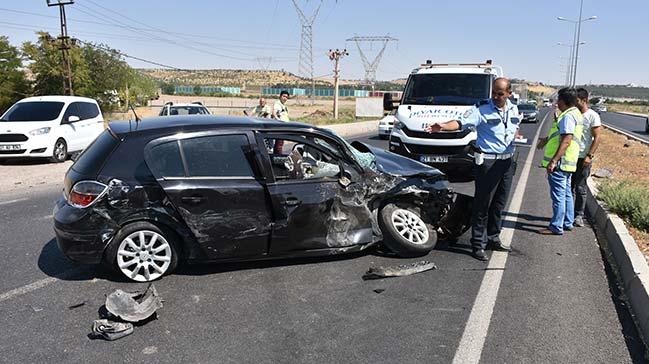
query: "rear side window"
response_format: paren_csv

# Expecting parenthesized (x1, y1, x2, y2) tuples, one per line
(148, 141, 184, 178)
(0, 101, 65, 121)
(71, 130, 119, 175)
(79, 102, 100, 119)
(181, 134, 253, 177)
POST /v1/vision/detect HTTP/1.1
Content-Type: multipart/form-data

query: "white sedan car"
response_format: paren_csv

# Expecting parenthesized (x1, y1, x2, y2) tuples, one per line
(378, 111, 396, 139)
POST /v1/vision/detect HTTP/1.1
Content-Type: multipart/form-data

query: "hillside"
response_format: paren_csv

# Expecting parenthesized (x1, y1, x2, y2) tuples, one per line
(139, 69, 333, 88)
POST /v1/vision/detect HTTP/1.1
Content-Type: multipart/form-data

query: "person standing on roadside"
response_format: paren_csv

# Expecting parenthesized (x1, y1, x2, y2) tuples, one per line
(271, 90, 290, 153)
(273, 90, 290, 122)
(244, 97, 271, 118)
(537, 87, 584, 235)
(426, 77, 519, 261)
(572, 88, 602, 227)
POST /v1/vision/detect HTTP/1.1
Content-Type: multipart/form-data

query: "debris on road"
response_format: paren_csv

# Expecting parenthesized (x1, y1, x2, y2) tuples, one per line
(362, 260, 437, 280)
(373, 288, 386, 294)
(105, 284, 163, 322)
(68, 301, 86, 310)
(89, 319, 134, 341)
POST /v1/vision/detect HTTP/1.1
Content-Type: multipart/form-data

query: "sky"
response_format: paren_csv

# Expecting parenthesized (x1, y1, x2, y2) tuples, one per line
(2, 0, 648, 86)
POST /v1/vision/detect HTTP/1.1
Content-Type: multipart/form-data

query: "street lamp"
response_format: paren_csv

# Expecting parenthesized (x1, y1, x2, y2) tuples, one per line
(557, 42, 585, 86)
(557, 1, 597, 86)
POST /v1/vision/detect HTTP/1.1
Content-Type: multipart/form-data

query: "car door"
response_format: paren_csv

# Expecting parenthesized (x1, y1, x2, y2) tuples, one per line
(78, 102, 104, 147)
(144, 131, 271, 259)
(60, 102, 82, 151)
(258, 131, 372, 254)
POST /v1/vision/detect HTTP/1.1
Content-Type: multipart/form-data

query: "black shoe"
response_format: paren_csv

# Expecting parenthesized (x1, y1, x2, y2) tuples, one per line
(472, 248, 488, 261)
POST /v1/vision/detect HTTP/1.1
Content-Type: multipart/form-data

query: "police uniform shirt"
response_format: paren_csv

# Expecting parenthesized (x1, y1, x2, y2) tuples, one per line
(458, 99, 520, 154)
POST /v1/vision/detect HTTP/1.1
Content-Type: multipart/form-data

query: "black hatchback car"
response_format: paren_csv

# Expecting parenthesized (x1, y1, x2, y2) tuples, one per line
(54, 116, 465, 282)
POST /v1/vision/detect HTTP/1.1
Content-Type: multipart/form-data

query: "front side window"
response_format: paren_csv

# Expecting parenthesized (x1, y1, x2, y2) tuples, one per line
(402, 73, 491, 106)
(0, 101, 65, 122)
(181, 134, 253, 177)
(263, 135, 340, 181)
(63, 102, 82, 122)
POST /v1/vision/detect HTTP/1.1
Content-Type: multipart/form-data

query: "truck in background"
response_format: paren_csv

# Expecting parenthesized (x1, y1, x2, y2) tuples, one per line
(383, 59, 502, 179)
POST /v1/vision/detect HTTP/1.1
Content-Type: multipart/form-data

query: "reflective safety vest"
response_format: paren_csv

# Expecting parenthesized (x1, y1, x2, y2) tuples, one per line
(542, 107, 584, 172)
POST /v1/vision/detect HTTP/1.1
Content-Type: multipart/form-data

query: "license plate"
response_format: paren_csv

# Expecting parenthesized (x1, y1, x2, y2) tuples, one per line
(0, 144, 21, 151)
(420, 155, 448, 163)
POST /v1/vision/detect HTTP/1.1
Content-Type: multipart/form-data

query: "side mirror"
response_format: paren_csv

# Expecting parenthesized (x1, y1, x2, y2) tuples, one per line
(383, 93, 394, 111)
(67, 115, 80, 123)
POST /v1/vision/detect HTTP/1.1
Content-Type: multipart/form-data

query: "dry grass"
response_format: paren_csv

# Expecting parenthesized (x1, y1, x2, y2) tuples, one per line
(607, 102, 649, 115)
(592, 128, 649, 256)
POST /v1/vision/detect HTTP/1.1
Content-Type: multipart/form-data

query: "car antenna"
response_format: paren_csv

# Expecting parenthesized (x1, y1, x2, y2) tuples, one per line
(129, 104, 141, 123)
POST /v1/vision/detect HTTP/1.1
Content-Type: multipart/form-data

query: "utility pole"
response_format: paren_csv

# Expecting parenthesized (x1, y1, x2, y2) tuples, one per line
(292, 0, 322, 104)
(328, 49, 348, 120)
(346, 35, 398, 90)
(46, 0, 74, 96)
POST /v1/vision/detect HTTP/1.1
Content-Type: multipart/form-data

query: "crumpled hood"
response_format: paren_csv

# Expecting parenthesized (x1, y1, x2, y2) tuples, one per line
(351, 141, 444, 178)
(396, 104, 472, 130)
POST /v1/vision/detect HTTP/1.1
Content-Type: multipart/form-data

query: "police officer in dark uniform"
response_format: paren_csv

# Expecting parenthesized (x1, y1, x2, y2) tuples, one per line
(426, 78, 520, 261)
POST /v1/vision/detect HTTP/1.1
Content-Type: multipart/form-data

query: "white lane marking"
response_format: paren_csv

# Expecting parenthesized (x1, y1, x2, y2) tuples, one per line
(452, 110, 550, 364)
(0, 268, 82, 304)
(0, 198, 28, 206)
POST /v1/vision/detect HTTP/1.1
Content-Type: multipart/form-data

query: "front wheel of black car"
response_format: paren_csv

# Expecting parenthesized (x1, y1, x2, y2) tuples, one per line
(379, 203, 437, 257)
(105, 222, 179, 282)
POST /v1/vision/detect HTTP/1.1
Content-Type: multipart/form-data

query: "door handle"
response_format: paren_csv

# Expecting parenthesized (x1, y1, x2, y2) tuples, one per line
(181, 196, 206, 205)
(282, 197, 301, 207)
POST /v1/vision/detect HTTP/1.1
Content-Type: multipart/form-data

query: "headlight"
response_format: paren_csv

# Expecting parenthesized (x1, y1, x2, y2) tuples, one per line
(393, 118, 403, 130)
(530, 112, 537, 117)
(29, 127, 51, 136)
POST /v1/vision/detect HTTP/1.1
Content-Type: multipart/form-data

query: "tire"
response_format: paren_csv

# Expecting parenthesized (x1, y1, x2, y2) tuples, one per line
(49, 138, 67, 163)
(105, 221, 179, 282)
(379, 202, 437, 257)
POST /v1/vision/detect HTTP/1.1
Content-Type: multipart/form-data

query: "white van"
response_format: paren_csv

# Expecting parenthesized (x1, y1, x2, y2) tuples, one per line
(0, 96, 104, 163)
(384, 59, 502, 177)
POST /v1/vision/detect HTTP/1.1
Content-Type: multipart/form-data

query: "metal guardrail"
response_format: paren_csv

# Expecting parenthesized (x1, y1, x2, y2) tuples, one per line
(602, 122, 649, 146)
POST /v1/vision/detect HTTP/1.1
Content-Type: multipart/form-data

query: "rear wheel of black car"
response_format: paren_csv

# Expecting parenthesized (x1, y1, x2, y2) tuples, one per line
(379, 203, 437, 257)
(105, 222, 179, 282)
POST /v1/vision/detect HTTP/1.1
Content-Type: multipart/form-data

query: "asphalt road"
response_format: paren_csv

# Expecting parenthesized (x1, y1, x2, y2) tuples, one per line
(600, 111, 649, 143)
(0, 109, 646, 363)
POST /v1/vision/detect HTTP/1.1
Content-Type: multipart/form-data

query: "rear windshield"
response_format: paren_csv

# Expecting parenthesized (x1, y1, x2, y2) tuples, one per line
(402, 73, 491, 106)
(0, 101, 65, 122)
(71, 130, 120, 176)
(518, 104, 537, 111)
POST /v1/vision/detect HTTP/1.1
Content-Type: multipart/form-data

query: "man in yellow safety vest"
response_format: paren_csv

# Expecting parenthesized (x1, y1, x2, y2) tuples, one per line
(536, 87, 584, 235)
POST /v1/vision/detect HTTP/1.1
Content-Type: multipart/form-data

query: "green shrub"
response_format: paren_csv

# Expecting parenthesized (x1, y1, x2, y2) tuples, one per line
(598, 180, 649, 232)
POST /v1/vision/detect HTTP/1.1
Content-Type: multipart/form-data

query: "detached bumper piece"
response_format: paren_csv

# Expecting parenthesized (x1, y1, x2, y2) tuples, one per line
(362, 260, 438, 280)
(89, 319, 134, 341)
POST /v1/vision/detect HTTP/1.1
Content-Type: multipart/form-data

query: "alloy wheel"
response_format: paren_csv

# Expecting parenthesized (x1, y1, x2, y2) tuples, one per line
(116, 230, 172, 282)
(391, 208, 429, 245)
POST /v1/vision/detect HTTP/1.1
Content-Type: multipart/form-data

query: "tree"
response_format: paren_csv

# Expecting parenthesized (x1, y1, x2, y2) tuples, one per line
(0, 36, 30, 114)
(22, 32, 90, 96)
(193, 85, 202, 95)
(160, 82, 175, 95)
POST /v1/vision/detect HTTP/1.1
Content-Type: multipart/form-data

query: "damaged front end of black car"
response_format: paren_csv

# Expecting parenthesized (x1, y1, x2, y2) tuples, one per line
(54, 116, 471, 282)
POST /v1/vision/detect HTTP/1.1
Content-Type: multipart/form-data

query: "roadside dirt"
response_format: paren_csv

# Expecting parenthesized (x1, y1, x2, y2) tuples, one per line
(591, 128, 649, 256)
(0, 159, 70, 198)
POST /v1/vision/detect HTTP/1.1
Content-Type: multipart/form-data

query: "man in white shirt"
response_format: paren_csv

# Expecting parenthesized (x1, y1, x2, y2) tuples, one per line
(572, 88, 602, 227)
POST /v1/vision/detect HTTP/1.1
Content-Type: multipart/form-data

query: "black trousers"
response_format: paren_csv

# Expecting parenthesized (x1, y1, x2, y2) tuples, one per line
(571, 158, 591, 218)
(470, 158, 516, 250)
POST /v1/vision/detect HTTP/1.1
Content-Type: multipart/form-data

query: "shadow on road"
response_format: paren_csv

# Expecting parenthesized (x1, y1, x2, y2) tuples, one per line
(37, 238, 109, 281)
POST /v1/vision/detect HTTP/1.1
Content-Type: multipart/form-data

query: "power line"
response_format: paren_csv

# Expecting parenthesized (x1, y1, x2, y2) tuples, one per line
(75, 39, 181, 69)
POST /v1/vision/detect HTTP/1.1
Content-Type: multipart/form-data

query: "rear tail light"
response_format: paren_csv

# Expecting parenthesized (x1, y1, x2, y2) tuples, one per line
(68, 181, 108, 208)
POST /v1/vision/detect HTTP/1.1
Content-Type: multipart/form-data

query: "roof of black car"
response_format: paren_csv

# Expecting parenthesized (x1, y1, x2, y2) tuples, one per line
(108, 115, 324, 136)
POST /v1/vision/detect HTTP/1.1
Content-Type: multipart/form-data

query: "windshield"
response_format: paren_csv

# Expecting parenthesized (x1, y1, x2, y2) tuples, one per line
(402, 73, 491, 106)
(518, 104, 537, 111)
(0, 101, 65, 122)
(168, 106, 209, 115)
